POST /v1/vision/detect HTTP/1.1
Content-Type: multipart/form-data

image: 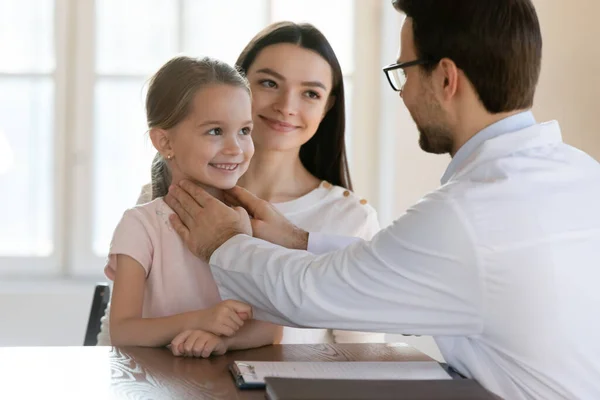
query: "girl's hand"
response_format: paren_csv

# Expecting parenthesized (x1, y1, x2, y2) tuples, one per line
(170, 330, 227, 358)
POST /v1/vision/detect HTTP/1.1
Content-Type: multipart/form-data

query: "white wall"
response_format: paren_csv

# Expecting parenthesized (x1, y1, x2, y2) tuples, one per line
(533, 0, 600, 161)
(0, 280, 94, 346)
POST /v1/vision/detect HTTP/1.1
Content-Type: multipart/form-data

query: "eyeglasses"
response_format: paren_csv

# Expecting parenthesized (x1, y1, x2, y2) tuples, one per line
(382, 59, 434, 93)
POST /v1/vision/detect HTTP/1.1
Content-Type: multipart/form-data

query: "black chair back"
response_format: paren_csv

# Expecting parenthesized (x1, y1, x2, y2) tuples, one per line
(83, 283, 110, 346)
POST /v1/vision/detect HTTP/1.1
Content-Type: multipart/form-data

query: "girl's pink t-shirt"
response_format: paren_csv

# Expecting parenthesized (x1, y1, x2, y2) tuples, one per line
(105, 198, 221, 318)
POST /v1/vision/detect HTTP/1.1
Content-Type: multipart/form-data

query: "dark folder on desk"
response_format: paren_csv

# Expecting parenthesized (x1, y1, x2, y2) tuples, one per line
(265, 378, 502, 400)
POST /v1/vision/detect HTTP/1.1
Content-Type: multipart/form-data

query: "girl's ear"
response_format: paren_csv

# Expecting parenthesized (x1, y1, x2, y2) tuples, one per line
(149, 128, 174, 158)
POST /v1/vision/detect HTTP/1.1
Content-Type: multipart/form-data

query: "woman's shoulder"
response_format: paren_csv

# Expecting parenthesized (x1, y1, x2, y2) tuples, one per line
(320, 182, 378, 218)
(276, 181, 375, 218)
(288, 181, 379, 238)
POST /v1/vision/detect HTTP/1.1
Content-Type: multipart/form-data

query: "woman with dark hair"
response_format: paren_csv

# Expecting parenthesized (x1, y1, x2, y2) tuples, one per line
(230, 21, 383, 344)
(235, 21, 351, 192)
(98, 22, 384, 347)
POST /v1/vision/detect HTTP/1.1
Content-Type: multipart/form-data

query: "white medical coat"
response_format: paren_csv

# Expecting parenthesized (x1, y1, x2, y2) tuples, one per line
(210, 120, 600, 400)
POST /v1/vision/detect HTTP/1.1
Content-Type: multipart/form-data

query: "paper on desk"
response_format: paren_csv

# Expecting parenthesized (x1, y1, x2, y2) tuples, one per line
(233, 361, 451, 385)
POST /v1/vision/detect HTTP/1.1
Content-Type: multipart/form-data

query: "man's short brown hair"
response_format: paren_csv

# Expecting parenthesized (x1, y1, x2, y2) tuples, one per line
(393, 0, 542, 113)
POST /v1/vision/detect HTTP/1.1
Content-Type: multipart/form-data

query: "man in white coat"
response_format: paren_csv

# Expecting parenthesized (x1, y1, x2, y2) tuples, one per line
(164, 0, 600, 398)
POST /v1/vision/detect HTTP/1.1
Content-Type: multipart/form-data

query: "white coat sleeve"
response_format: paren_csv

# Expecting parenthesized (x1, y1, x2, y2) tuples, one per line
(307, 232, 363, 255)
(328, 204, 386, 343)
(210, 193, 483, 336)
(306, 203, 380, 256)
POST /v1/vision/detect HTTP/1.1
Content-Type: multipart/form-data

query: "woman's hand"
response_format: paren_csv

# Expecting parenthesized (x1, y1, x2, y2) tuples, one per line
(170, 330, 227, 358)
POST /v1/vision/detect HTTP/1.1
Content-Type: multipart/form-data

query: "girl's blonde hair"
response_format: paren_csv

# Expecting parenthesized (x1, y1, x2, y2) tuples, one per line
(147, 56, 250, 199)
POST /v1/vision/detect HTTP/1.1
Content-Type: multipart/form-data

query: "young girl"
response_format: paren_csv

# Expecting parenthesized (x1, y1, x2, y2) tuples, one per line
(105, 56, 278, 357)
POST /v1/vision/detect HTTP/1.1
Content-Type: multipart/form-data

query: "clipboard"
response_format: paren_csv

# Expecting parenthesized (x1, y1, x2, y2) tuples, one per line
(229, 362, 266, 389)
(228, 360, 454, 390)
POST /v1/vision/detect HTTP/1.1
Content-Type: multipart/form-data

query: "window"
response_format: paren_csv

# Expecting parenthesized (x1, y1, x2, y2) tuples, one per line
(91, 0, 273, 257)
(0, 0, 57, 274)
(1, 0, 360, 277)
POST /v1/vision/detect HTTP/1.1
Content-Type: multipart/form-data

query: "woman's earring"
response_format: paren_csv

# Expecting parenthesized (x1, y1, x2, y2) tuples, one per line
(166, 154, 173, 160)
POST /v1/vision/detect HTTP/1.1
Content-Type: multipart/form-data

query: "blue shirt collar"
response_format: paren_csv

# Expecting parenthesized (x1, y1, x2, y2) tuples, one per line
(440, 111, 537, 184)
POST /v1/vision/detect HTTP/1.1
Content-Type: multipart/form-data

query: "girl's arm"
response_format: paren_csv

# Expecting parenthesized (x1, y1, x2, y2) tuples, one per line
(110, 254, 251, 347)
(170, 321, 282, 358)
(223, 320, 282, 351)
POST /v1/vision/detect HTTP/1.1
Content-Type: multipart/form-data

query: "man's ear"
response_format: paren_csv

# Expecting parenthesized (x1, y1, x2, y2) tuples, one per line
(436, 58, 459, 101)
(149, 128, 174, 158)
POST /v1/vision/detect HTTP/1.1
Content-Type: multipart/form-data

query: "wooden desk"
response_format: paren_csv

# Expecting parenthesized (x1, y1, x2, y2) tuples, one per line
(0, 343, 433, 399)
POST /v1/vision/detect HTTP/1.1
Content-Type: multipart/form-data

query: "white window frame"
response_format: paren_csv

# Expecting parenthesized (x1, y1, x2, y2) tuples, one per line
(0, 0, 70, 276)
(67, 0, 96, 277)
